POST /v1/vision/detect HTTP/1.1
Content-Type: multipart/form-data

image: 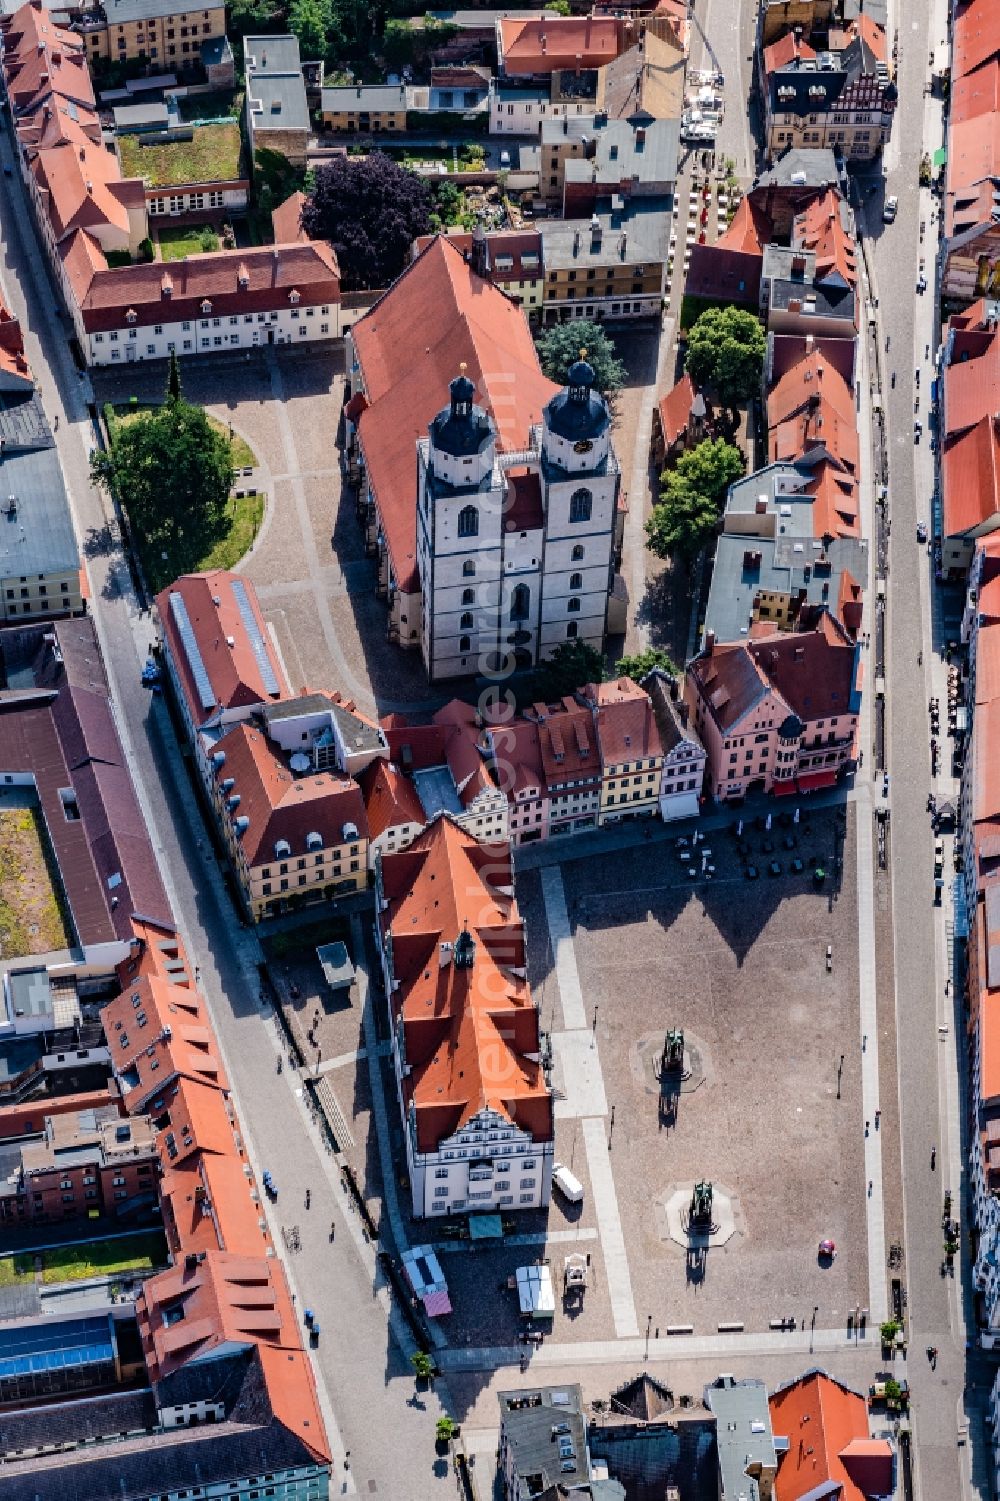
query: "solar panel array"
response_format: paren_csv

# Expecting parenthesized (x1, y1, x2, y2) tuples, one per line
(0, 1315, 115, 1378)
(169, 591, 216, 712)
(231, 577, 281, 697)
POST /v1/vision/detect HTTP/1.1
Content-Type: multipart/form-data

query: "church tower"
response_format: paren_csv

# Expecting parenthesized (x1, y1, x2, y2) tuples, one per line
(538, 355, 620, 661)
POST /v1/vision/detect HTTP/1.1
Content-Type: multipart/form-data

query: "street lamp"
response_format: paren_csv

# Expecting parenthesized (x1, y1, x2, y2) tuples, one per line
(644, 1312, 652, 1362)
(608, 1105, 616, 1152)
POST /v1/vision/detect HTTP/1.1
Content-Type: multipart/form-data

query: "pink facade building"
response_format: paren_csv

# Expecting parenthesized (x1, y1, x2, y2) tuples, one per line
(685, 612, 860, 801)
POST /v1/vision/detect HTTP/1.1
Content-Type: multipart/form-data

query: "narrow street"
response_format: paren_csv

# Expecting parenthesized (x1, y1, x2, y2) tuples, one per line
(863, 0, 987, 1493)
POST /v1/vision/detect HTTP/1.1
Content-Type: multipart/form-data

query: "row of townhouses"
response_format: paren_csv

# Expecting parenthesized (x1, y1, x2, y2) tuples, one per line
(155, 564, 708, 923)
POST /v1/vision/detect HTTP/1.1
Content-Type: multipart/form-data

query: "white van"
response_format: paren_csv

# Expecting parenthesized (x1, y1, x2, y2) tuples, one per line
(552, 1162, 584, 1204)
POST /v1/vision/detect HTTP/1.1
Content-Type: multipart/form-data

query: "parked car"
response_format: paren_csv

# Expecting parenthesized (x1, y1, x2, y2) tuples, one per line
(882, 195, 898, 223)
(552, 1162, 584, 1204)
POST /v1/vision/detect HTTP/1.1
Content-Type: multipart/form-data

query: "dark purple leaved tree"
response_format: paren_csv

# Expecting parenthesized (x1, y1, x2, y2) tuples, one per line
(302, 151, 433, 291)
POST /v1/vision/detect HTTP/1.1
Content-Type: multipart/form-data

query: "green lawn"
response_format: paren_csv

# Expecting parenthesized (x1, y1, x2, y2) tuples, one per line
(39, 1231, 168, 1286)
(0, 806, 71, 958)
(0, 1254, 34, 1287)
(119, 122, 244, 189)
(137, 490, 263, 594)
(157, 224, 220, 261)
(114, 404, 256, 469)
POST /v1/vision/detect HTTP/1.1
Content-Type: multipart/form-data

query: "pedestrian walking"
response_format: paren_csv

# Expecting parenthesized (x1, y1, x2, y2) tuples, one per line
(875, 1109, 880, 1128)
(865, 1120, 870, 1137)
(868, 1180, 873, 1196)
(305, 1188, 311, 1209)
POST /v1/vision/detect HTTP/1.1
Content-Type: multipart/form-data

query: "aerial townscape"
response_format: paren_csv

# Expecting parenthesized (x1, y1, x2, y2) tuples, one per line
(0, 0, 994, 1496)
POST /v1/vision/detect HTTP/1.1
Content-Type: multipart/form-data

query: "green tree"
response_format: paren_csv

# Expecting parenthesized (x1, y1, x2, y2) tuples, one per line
(92, 380, 232, 551)
(436, 1416, 458, 1443)
(166, 349, 182, 403)
(646, 438, 745, 566)
(288, 0, 332, 59)
(879, 1319, 900, 1346)
(548, 0, 571, 12)
(615, 647, 678, 681)
(535, 318, 626, 394)
(230, 0, 283, 38)
(684, 305, 766, 411)
(410, 1351, 435, 1382)
(531, 640, 605, 703)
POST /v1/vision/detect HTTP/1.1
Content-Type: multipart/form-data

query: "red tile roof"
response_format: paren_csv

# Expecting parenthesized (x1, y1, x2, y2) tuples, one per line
(688, 641, 772, 733)
(270, 190, 309, 245)
(31, 137, 136, 242)
(155, 1075, 238, 1165)
(485, 714, 545, 799)
(749, 612, 859, 722)
(103, 972, 230, 1108)
(412, 228, 544, 284)
(352, 236, 557, 592)
(73, 241, 341, 333)
(212, 720, 367, 867)
(718, 195, 772, 255)
(657, 372, 698, 447)
(524, 695, 601, 785)
(763, 31, 817, 73)
(581, 676, 663, 764)
(952, 0, 1000, 106)
(498, 15, 623, 74)
(767, 351, 859, 502)
(793, 189, 857, 288)
(361, 757, 426, 840)
(0, 296, 31, 387)
(769, 1371, 881, 1501)
(379, 817, 552, 1153)
(943, 415, 1000, 538)
(157, 571, 291, 725)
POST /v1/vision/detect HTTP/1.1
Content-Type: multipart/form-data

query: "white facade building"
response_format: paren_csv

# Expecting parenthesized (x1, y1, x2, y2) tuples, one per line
(416, 362, 620, 682)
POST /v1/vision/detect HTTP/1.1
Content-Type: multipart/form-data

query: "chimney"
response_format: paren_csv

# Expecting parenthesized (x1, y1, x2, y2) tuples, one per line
(805, 333, 814, 354)
(704, 629, 716, 656)
(618, 231, 627, 259)
(439, 941, 453, 968)
(541, 32, 547, 53)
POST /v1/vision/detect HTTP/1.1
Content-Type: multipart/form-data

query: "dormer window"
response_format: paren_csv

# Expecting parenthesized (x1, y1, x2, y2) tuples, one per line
(201, 299, 212, 315)
(274, 838, 291, 858)
(237, 263, 250, 290)
(306, 831, 323, 851)
(125, 308, 137, 324)
(288, 288, 301, 305)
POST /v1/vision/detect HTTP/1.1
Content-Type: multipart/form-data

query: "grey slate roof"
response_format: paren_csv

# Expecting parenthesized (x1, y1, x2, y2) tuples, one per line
(704, 1376, 776, 1501)
(540, 194, 670, 271)
(244, 35, 308, 134)
(0, 391, 78, 581)
(755, 147, 840, 190)
(499, 1385, 589, 1493)
(321, 84, 408, 112)
(0, 1349, 326, 1501)
(705, 528, 868, 646)
(556, 115, 681, 190)
(100, 0, 222, 20)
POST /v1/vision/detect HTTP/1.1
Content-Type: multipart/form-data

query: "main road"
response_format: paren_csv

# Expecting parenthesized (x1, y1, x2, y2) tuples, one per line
(861, 0, 987, 1496)
(0, 127, 457, 1501)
